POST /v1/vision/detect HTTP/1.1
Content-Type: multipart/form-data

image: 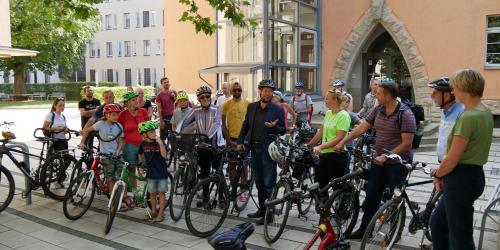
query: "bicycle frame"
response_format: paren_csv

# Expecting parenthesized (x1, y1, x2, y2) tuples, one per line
(108, 166, 149, 209)
(0, 145, 43, 188)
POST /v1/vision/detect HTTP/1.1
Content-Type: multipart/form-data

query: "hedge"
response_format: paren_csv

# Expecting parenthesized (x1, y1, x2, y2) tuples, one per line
(89, 86, 156, 103)
(0, 82, 119, 100)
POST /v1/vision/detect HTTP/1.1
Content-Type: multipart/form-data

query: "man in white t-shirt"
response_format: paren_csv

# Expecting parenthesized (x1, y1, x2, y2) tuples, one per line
(215, 82, 232, 107)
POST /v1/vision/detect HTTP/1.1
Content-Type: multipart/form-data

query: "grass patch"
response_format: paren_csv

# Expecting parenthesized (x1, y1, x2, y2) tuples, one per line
(0, 100, 78, 109)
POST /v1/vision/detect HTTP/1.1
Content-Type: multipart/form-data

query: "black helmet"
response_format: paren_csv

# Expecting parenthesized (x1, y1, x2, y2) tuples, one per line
(427, 77, 452, 92)
(258, 79, 276, 90)
(196, 86, 212, 96)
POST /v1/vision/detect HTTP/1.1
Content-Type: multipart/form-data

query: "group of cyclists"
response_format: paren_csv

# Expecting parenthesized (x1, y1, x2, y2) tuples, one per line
(33, 67, 494, 249)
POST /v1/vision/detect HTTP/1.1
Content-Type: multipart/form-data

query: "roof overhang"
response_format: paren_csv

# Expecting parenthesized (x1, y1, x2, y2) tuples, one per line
(0, 46, 39, 58)
(198, 63, 264, 74)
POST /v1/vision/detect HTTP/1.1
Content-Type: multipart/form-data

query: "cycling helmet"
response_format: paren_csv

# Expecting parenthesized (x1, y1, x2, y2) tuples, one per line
(122, 91, 138, 102)
(273, 90, 284, 101)
(176, 91, 189, 101)
(258, 79, 276, 90)
(138, 120, 158, 133)
(196, 86, 212, 96)
(268, 140, 288, 164)
(379, 77, 396, 85)
(427, 77, 452, 92)
(294, 82, 305, 88)
(332, 79, 345, 87)
(103, 104, 121, 114)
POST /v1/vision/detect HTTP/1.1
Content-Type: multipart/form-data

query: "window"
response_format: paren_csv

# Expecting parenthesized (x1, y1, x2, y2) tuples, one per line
(96, 42, 101, 57)
(151, 11, 157, 27)
(90, 69, 96, 82)
(124, 41, 131, 57)
(106, 42, 113, 57)
(100, 15, 104, 30)
(136, 68, 142, 84)
(270, 0, 297, 23)
(143, 11, 150, 27)
(135, 12, 140, 28)
(105, 14, 112, 30)
(117, 41, 123, 57)
(300, 29, 315, 65)
(125, 69, 132, 86)
(486, 16, 500, 66)
(89, 43, 96, 57)
(298, 67, 315, 92)
(133, 40, 137, 56)
(217, 21, 264, 63)
(144, 68, 151, 86)
(269, 21, 296, 64)
(143, 40, 150, 56)
(124, 13, 131, 29)
(270, 66, 296, 91)
(156, 39, 161, 55)
(152, 68, 157, 87)
(115, 69, 119, 83)
(298, 4, 316, 28)
(113, 14, 117, 29)
(107, 69, 114, 82)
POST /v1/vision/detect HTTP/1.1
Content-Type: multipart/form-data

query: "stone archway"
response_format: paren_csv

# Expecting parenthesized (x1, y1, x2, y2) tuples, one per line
(334, 0, 432, 112)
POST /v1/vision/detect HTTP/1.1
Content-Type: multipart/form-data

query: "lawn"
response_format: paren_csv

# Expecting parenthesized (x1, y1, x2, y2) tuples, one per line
(0, 100, 78, 109)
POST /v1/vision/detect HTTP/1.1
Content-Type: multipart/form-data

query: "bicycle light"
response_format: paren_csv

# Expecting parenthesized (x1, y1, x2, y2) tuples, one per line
(394, 188, 402, 197)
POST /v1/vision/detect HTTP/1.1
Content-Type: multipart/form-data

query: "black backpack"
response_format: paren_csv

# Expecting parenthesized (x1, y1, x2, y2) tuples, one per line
(43, 112, 66, 137)
(397, 100, 425, 149)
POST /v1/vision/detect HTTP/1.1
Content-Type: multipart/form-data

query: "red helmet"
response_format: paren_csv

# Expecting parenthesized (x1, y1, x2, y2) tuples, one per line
(103, 104, 121, 114)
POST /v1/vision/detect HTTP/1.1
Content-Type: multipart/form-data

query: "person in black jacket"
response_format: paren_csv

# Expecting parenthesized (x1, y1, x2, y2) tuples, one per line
(237, 79, 286, 225)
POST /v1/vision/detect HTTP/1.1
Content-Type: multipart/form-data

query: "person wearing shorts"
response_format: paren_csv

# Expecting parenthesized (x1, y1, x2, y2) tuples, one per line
(138, 121, 169, 222)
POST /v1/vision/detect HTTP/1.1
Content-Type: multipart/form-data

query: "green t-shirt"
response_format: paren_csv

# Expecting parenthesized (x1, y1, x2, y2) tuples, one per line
(447, 108, 493, 166)
(322, 110, 351, 153)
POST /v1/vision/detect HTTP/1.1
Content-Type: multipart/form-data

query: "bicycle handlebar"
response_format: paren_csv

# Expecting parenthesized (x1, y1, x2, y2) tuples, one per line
(33, 127, 77, 141)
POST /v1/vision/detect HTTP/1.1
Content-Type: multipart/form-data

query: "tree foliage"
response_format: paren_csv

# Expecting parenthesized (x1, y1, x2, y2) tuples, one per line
(178, 0, 257, 35)
(0, 0, 102, 94)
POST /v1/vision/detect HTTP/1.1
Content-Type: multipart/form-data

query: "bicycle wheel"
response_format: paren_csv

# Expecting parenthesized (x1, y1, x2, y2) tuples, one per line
(40, 153, 78, 201)
(62, 172, 96, 220)
(147, 172, 173, 210)
(233, 159, 253, 212)
(297, 169, 314, 216)
(104, 183, 123, 234)
(70, 158, 88, 184)
(360, 199, 406, 250)
(424, 191, 442, 242)
(0, 164, 15, 213)
(329, 187, 360, 237)
(185, 176, 229, 238)
(264, 181, 291, 243)
(169, 167, 188, 221)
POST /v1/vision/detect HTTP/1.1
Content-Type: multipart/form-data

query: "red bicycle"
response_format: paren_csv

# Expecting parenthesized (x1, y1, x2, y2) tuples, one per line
(265, 168, 367, 250)
(62, 146, 113, 220)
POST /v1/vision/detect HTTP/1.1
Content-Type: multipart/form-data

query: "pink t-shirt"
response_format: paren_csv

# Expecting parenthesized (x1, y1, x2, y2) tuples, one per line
(156, 90, 177, 117)
(118, 108, 149, 145)
(279, 103, 289, 128)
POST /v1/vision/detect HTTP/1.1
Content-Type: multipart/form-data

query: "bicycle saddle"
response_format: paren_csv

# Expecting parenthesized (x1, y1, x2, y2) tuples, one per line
(208, 222, 255, 250)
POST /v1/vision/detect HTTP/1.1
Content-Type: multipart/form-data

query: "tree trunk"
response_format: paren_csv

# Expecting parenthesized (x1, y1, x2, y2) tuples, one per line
(13, 63, 25, 95)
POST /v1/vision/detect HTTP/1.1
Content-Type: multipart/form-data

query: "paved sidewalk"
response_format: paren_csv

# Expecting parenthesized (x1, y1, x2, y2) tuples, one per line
(0, 108, 498, 249)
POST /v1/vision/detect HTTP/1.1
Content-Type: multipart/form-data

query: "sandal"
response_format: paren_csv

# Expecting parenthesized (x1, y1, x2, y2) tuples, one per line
(154, 213, 164, 223)
(119, 203, 128, 212)
(145, 211, 157, 220)
(123, 197, 135, 209)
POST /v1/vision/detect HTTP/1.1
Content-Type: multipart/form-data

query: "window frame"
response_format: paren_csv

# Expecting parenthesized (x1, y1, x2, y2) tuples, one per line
(486, 15, 500, 68)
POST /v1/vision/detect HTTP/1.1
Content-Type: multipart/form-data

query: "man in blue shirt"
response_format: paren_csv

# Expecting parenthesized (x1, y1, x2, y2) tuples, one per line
(428, 77, 465, 162)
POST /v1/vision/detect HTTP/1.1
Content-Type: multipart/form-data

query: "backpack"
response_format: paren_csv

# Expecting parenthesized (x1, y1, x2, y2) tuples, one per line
(375, 101, 425, 149)
(292, 94, 313, 125)
(43, 112, 66, 137)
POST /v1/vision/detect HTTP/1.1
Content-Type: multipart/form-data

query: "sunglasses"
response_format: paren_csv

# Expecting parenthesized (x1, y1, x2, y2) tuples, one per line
(199, 95, 211, 100)
(232, 89, 242, 93)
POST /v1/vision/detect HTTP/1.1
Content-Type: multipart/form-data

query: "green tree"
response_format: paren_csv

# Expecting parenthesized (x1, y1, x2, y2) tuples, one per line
(0, 0, 102, 95)
(178, 0, 257, 35)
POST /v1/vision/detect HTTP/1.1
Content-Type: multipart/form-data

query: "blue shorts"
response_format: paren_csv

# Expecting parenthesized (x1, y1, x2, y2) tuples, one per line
(148, 179, 168, 193)
(122, 143, 139, 166)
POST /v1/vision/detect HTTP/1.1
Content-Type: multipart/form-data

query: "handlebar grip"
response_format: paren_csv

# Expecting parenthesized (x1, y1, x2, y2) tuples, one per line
(331, 168, 366, 185)
(265, 192, 291, 207)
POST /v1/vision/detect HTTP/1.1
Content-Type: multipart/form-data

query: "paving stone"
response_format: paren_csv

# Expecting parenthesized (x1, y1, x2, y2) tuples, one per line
(112, 232, 168, 250)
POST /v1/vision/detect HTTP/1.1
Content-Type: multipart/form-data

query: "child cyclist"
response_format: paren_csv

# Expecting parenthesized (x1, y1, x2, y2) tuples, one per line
(137, 121, 168, 222)
(78, 104, 132, 211)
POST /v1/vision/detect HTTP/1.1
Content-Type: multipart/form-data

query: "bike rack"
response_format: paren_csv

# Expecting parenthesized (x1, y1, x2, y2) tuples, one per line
(478, 181, 500, 250)
(1, 142, 32, 205)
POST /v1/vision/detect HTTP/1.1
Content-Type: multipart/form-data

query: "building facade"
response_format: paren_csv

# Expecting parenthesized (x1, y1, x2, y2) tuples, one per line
(86, 0, 165, 87)
(166, 0, 500, 125)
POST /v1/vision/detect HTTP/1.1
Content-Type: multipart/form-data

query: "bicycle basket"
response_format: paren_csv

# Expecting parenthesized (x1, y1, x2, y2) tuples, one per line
(175, 133, 209, 153)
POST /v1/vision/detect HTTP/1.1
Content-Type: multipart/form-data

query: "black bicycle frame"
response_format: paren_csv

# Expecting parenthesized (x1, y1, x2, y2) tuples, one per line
(0, 147, 42, 188)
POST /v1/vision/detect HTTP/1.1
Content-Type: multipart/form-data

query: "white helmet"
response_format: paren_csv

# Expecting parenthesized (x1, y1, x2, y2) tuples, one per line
(268, 140, 288, 164)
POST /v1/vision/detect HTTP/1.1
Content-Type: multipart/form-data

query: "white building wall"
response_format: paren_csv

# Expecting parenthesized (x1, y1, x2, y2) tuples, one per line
(85, 0, 165, 87)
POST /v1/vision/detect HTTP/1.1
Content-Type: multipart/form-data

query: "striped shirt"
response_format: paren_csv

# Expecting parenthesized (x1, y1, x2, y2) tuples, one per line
(365, 102, 416, 162)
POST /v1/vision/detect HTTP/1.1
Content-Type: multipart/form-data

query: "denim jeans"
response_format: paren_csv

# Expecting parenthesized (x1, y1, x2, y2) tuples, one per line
(359, 162, 406, 230)
(251, 145, 277, 211)
(430, 164, 485, 250)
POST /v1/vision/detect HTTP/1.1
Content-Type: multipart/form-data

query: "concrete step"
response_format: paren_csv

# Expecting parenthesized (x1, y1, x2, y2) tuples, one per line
(414, 143, 437, 153)
(421, 135, 438, 145)
(423, 122, 439, 136)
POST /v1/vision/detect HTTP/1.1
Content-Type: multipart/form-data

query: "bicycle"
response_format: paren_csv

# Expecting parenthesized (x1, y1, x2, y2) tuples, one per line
(104, 157, 173, 234)
(265, 168, 368, 249)
(168, 133, 208, 221)
(184, 142, 239, 238)
(360, 151, 438, 250)
(0, 122, 78, 207)
(227, 148, 254, 214)
(264, 137, 316, 243)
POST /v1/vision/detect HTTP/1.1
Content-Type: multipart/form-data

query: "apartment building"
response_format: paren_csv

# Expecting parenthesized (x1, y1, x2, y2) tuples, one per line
(86, 0, 165, 87)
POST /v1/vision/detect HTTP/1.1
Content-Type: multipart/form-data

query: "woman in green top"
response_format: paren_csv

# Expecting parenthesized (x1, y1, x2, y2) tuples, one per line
(307, 90, 351, 188)
(430, 69, 493, 250)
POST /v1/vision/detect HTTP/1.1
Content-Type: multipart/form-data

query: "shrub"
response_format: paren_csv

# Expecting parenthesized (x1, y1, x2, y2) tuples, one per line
(89, 86, 155, 103)
(0, 82, 119, 100)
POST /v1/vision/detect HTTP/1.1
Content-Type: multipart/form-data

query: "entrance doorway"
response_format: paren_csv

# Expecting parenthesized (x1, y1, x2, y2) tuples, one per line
(362, 31, 413, 101)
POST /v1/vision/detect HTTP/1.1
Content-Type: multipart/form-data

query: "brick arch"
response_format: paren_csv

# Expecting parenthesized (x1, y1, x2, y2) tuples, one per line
(333, 0, 433, 112)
